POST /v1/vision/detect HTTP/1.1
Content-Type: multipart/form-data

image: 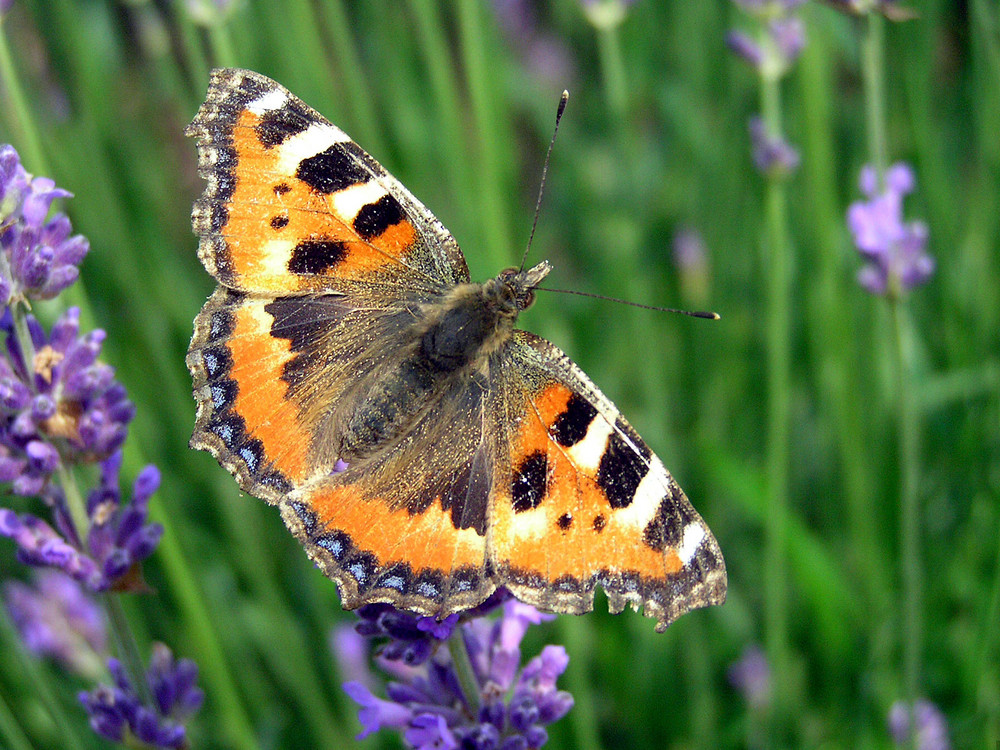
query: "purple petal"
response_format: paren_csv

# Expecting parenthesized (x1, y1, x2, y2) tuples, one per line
(132, 465, 161, 502)
(405, 713, 459, 750)
(886, 162, 916, 195)
(726, 30, 763, 69)
(343, 681, 414, 739)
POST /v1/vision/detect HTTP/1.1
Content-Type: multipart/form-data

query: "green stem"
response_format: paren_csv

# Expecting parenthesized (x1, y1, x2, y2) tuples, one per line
(207, 20, 238, 69)
(457, 0, 512, 268)
(862, 8, 923, 736)
(103, 594, 154, 707)
(862, 13, 889, 181)
(0, 17, 49, 178)
(0, 687, 33, 750)
(596, 24, 628, 121)
(761, 67, 792, 738)
(8, 301, 37, 381)
(448, 630, 482, 715)
(890, 297, 922, 725)
(55, 464, 90, 557)
(976, 506, 1000, 729)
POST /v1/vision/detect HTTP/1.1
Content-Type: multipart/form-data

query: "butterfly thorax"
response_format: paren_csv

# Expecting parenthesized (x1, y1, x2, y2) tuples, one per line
(337, 261, 552, 461)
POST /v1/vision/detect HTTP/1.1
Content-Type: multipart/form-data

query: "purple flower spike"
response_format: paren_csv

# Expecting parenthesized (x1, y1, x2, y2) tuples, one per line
(0, 305, 135, 495)
(1, 145, 86, 304)
(340, 596, 572, 748)
(4, 570, 107, 679)
(749, 117, 800, 176)
(344, 681, 415, 739)
(80, 643, 203, 750)
(729, 644, 772, 709)
(769, 16, 805, 65)
(888, 699, 951, 750)
(726, 31, 764, 69)
(405, 713, 459, 750)
(84, 452, 165, 591)
(848, 161, 934, 296)
(0, 509, 102, 588)
(729, 0, 805, 76)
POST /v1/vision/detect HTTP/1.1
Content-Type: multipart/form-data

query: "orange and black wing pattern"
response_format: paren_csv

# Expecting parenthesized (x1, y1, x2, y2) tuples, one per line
(185, 68, 467, 296)
(489, 332, 726, 631)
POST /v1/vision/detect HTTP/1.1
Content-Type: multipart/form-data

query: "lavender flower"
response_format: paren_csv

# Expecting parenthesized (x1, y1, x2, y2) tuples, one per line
(0, 306, 136, 495)
(748, 116, 800, 176)
(728, 2, 804, 177)
(4, 569, 107, 679)
(1, 451, 164, 591)
(354, 602, 462, 666)
(727, 18, 804, 76)
(0, 506, 102, 586)
(0, 144, 197, 747)
(342, 594, 574, 749)
(726, 30, 765, 69)
(79, 643, 204, 750)
(728, 644, 772, 710)
(1, 145, 87, 305)
(888, 699, 951, 750)
(673, 227, 707, 273)
(847, 162, 933, 295)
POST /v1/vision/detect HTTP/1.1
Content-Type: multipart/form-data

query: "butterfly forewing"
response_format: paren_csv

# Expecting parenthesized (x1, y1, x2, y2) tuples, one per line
(185, 67, 467, 296)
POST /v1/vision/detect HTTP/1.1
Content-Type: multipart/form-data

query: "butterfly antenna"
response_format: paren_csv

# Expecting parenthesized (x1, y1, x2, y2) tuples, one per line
(519, 90, 570, 272)
(533, 286, 720, 320)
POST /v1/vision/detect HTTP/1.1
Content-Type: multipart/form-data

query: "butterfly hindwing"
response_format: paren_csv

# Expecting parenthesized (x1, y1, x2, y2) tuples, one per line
(490, 332, 727, 631)
(187, 285, 426, 501)
(279, 371, 500, 614)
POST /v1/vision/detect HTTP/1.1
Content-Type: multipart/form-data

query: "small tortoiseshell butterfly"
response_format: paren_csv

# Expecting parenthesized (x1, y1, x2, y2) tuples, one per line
(185, 69, 726, 631)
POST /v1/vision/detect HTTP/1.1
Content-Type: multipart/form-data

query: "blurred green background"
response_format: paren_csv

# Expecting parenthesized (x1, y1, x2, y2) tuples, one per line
(1, 0, 997, 748)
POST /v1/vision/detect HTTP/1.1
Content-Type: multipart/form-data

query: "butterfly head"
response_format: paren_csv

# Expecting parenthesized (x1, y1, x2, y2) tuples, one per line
(491, 261, 552, 316)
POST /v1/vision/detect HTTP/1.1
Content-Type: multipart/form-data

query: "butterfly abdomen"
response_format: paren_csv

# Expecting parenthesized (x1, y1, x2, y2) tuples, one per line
(338, 282, 509, 460)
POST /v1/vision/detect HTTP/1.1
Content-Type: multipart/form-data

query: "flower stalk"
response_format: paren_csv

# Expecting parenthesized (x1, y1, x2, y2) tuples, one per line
(851, 9, 934, 745)
(728, 1, 805, 735)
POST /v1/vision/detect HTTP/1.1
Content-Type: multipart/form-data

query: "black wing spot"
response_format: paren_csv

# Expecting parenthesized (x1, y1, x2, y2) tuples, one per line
(354, 194, 404, 240)
(295, 144, 368, 194)
(550, 393, 598, 447)
(512, 451, 548, 513)
(288, 239, 348, 275)
(642, 493, 693, 552)
(256, 102, 312, 148)
(557, 513, 573, 530)
(592, 514, 607, 532)
(596, 427, 650, 509)
(270, 214, 289, 230)
(273, 183, 291, 195)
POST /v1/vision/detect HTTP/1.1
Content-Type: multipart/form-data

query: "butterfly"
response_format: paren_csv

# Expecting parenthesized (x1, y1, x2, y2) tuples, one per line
(185, 68, 726, 631)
